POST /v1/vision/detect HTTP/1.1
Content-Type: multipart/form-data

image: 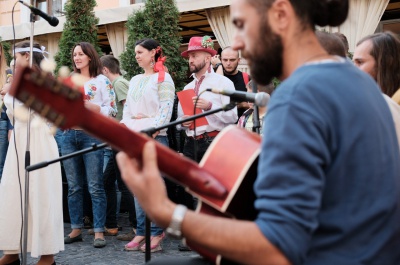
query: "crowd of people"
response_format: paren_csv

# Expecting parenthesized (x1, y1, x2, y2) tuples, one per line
(1, 0, 400, 264)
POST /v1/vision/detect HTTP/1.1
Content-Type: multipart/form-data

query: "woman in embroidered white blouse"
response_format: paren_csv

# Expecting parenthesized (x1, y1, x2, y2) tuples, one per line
(120, 38, 175, 253)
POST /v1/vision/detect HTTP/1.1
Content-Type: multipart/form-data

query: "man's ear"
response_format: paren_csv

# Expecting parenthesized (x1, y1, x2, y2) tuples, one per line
(268, 0, 292, 33)
(205, 53, 212, 64)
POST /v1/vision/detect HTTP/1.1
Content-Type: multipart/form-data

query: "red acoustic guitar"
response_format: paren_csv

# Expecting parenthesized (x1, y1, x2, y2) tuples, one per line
(10, 66, 261, 265)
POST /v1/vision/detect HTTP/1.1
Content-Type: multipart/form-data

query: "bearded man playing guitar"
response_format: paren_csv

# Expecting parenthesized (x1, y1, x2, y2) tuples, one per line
(116, 0, 400, 265)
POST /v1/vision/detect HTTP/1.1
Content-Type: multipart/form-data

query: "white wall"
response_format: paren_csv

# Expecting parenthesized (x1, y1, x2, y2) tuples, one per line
(119, 0, 130, 6)
(20, 2, 32, 24)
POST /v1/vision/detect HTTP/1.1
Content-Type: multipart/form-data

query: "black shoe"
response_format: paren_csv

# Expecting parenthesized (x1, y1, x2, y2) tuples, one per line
(178, 242, 192, 251)
(5, 259, 20, 265)
(64, 234, 83, 244)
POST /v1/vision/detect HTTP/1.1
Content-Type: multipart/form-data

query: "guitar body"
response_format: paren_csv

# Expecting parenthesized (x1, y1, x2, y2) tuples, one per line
(185, 126, 260, 264)
(10, 67, 262, 265)
(196, 126, 260, 220)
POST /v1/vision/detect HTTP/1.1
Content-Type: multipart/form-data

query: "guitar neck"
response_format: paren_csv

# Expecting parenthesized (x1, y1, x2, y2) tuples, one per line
(8, 66, 227, 200)
(81, 111, 227, 199)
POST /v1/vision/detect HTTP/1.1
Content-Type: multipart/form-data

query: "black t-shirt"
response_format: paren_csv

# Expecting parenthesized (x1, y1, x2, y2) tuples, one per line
(224, 71, 248, 118)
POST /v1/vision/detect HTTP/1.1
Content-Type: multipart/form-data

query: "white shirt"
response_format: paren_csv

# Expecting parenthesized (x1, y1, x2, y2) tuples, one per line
(121, 72, 175, 136)
(177, 68, 238, 137)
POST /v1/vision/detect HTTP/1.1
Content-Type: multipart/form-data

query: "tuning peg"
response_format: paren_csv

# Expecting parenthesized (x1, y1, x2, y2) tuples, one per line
(49, 125, 58, 136)
(58, 66, 71, 78)
(40, 59, 57, 73)
(71, 73, 88, 87)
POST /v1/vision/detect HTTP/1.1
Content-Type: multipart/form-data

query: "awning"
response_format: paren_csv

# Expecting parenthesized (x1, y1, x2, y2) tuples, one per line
(0, 0, 232, 41)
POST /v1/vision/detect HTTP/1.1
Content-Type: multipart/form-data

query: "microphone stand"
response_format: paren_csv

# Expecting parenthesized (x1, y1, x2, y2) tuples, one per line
(26, 103, 236, 263)
(251, 81, 261, 134)
(21, 2, 36, 264)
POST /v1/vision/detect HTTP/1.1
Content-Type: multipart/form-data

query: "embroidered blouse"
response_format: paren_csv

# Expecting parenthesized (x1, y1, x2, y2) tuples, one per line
(84, 74, 117, 117)
(121, 72, 175, 136)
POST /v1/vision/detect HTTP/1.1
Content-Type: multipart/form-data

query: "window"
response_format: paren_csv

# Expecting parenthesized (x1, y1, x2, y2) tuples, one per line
(130, 0, 145, 4)
(35, 0, 63, 17)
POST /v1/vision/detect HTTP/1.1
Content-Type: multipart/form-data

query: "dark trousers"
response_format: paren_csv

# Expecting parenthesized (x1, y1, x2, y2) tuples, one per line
(171, 135, 215, 210)
(104, 149, 137, 228)
(104, 150, 117, 228)
(183, 136, 214, 163)
(116, 152, 137, 228)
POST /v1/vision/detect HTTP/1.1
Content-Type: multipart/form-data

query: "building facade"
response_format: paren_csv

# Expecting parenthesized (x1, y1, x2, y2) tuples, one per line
(0, 0, 398, 73)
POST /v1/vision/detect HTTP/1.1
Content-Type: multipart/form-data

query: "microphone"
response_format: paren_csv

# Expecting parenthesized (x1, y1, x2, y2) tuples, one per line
(19, 1, 59, 27)
(206, 88, 270, 107)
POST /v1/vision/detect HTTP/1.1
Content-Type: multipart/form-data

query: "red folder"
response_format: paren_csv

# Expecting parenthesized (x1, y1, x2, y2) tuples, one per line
(177, 89, 209, 130)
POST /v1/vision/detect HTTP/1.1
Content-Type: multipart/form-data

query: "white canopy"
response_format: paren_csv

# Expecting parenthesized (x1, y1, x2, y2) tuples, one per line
(0, 0, 232, 41)
(318, 0, 390, 52)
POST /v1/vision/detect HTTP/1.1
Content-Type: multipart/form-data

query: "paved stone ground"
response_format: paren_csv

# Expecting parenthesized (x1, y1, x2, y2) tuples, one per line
(1, 213, 200, 265)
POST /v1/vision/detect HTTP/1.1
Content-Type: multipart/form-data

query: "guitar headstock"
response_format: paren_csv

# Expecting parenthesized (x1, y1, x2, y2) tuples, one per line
(9, 66, 86, 129)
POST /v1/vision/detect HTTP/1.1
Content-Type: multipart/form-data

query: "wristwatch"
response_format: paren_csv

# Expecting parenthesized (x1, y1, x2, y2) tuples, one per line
(214, 63, 222, 69)
(166, 204, 188, 239)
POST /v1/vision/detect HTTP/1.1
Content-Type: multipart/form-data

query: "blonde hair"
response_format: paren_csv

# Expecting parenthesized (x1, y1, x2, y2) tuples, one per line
(0, 43, 8, 89)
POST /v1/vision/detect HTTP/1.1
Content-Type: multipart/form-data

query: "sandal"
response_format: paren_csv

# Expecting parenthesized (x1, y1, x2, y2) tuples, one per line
(140, 232, 165, 253)
(124, 236, 145, 251)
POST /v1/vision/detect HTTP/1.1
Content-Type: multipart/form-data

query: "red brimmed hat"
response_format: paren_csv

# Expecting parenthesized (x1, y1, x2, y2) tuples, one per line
(181, 36, 217, 58)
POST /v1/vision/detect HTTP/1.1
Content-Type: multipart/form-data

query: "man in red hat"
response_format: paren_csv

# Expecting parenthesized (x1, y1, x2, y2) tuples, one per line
(169, 36, 238, 251)
(178, 36, 238, 125)
(178, 35, 238, 148)
(175, 35, 238, 201)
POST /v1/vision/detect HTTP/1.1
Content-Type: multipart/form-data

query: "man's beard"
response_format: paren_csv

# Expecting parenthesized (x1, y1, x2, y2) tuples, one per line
(244, 20, 283, 85)
(190, 60, 207, 74)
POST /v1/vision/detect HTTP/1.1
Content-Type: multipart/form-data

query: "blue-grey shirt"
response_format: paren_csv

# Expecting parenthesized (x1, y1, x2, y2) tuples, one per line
(255, 61, 400, 265)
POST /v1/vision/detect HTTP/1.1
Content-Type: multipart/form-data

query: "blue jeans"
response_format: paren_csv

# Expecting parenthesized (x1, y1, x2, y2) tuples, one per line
(0, 119, 9, 180)
(61, 130, 106, 232)
(103, 148, 112, 172)
(135, 136, 167, 236)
